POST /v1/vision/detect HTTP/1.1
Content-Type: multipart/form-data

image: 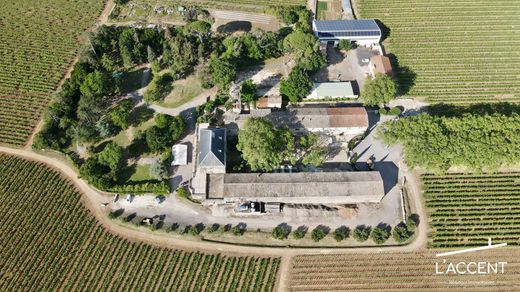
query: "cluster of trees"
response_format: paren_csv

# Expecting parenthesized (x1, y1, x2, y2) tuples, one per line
(379, 113, 520, 172)
(278, 7, 326, 103)
(35, 26, 168, 150)
(84, 26, 165, 71)
(79, 142, 124, 189)
(79, 113, 184, 190)
(237, 118, 326, 172)
(33, 62, 121, 149)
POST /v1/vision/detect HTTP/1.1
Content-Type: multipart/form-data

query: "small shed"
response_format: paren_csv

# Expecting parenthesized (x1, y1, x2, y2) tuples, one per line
(172, 144, 188, 166)
(370, 55, 393, 78)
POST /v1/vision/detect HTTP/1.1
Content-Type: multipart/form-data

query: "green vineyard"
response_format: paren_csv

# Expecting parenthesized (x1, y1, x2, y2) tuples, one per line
(423, 172, 520, 248)
(0, 154, 280, 291)
(0, 0, 104, 146)
(359, 0, 520, 103)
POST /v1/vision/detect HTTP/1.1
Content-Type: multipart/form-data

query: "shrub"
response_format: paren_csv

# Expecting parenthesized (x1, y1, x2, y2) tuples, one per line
(378, 108, 388, 115)
(338, 39, 355, 51)
(293, 229, 305, 239)
(311, 227, 326, 242)
(176, 187, 190, 200)
(332, 226, 350, 242)
(272, 226, 290, 240)
(388, 107, 402, 115)
(353, 225, 371, 242)
(208, 223, 220, 233)
(188, 224, 204, 236)
(406, 216, 418, 232)
(231, 225, 245, 236)
(371, 226, 391, 245)
(392, 225, 410, 243)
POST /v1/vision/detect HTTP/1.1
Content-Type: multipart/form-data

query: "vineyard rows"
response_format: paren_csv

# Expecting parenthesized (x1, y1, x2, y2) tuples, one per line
(289, 250, 520, 291)
(422, 172, 520, 248)
(359, 0, 520, 103)
(0, 154, 280, 291)
(0, 0, 104, 146)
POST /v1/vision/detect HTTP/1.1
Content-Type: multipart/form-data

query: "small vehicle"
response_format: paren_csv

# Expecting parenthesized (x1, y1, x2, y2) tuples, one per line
(237, 203, 250, 212)
(113, 194, 119, 203)
(155, 195, 164, 204)
(126, 194, 134, 203)
(251, 202, 257, 212)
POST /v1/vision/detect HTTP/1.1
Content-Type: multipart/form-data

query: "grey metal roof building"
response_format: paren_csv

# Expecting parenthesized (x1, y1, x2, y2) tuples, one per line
(313, 19, 381, 45)
(207, 171, 385, 204)
(197, 128, 226, 172)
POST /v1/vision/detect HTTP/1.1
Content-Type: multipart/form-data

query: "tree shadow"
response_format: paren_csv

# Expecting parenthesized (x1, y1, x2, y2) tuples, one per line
(386, 53, 417, 96)
(216, 21, 252, 33)
(428, 102, 520, 117)
(129, 105, 155, 127)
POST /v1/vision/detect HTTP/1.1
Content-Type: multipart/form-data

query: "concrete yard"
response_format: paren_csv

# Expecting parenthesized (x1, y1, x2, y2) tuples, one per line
(313, 45, 380, 93)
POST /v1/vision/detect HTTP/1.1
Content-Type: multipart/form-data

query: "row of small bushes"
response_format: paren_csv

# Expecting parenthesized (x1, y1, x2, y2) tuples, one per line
(109, 181, 169, 194)
(271, 215, 418, 245)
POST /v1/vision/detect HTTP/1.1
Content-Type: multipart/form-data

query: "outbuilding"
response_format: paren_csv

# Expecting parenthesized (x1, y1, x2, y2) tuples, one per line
(207, 171, 385, 204)
(307, 82, 358, 99)
(172, 144, 188, 166)
(370, 55, 393, 77)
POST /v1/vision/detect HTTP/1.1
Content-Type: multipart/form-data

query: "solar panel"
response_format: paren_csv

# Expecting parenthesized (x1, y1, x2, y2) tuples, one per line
(314, 19, 380, 32)
(317, 31, 381, 38)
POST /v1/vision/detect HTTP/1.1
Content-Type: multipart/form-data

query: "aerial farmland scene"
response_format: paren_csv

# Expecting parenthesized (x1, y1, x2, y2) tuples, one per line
(0, 0, 519, 291)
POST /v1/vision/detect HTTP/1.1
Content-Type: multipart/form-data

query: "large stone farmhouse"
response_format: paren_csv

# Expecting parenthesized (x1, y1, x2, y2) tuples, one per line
(224, 106, 368, 142)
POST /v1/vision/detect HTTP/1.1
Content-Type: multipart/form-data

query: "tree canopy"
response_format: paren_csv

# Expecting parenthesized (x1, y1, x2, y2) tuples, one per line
(97, 141, 124, 170)
(237, 117, 292, 171)
(280, 66, 312, 103)
(240, 80, 257, 103)
(208, 57, 236, 89)
(379, 113, 520, 172)
(236, 118, 326, 171)
(361, 73, 397, 106)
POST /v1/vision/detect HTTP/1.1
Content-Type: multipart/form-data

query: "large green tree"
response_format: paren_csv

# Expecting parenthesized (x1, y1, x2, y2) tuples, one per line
(208, 57, 236, 89)
(361, 73, 398, 106)
(110, 99, 133, 129)
(240, 80, 257, 103)
(97, 141, 124, 170)
(280, 66, 312, 103)
(237, 118, 294, 171)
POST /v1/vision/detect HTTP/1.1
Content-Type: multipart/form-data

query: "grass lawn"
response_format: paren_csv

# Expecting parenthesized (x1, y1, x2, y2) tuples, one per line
(128, 164, 152, 181)
(158, 74, 205, 108)
(317, 1, 328, 20)
(112, 129, 131, 148)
